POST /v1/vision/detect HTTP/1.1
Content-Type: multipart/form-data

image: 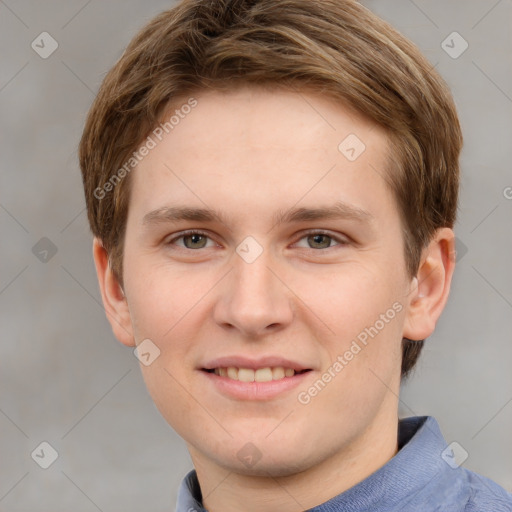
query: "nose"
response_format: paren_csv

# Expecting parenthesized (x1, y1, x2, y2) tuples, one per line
(213, 249, 294, 338)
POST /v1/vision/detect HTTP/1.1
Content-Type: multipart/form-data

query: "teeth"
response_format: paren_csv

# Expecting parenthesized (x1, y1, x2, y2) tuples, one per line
(238, 368, 254, 382)
(212, 366, 301, 382)
(255, 368, 273, 382)
(272, 367, 285, 380)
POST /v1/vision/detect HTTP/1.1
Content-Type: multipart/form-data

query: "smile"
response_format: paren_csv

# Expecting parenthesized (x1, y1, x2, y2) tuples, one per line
(204, 366, 311, 382)
(201, 367, 313, 401)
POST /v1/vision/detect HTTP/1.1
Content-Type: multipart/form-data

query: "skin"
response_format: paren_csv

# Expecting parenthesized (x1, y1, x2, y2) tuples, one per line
(93, 86, 455, 512)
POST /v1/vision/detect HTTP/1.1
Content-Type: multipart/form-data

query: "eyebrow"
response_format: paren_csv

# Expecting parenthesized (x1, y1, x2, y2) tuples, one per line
(142, 201, 374, 228)
(272, 201, 373, 225)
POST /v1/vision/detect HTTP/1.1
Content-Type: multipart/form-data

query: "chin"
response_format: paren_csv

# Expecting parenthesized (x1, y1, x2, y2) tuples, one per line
(220, 453, 310, 478)
(207, 437, 315, 478)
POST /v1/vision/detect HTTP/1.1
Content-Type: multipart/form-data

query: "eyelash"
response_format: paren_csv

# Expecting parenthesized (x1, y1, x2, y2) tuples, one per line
(165, 229, 349, 251)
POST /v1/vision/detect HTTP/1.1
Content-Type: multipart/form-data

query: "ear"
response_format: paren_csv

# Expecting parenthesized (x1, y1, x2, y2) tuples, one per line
(402, 227, 456, 341)
(92, 237, 135, 347)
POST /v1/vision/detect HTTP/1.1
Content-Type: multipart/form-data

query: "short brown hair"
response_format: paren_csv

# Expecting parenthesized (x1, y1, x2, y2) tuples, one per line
(78, 0, 463, 378)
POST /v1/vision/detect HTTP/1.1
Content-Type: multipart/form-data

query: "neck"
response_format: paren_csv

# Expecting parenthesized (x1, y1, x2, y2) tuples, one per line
(189, 408, 399, 512)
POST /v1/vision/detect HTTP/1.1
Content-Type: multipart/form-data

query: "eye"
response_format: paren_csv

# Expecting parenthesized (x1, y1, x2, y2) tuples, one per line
(167, 230, 217, 249)
(294, 231, 348, 250)
(165, 230, 349, 251)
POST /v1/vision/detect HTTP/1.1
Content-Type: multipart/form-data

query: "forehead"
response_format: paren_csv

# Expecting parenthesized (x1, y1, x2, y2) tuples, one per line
(161, 85, 385, 150)
(127, 86, 393, 226)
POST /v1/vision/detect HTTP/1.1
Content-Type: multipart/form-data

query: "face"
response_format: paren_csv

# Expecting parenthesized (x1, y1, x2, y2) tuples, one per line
(119, 87, 415, 476)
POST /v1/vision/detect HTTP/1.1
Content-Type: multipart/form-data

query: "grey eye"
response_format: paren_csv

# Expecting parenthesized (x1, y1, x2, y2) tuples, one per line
(307, 234, 333, 249)
(182, 233, 209, 249)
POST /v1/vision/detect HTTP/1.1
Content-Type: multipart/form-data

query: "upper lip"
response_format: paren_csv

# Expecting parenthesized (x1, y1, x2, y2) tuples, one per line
(201, 356, 313, 371)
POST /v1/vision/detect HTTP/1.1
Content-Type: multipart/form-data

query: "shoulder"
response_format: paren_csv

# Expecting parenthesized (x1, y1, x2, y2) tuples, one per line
(397, 417, 512, 512)
(460, 468, 512, 512)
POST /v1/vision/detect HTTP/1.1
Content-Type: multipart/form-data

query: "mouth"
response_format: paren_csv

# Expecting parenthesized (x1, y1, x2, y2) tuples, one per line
(199, 356, 315, 400)
(202, 366, 312, 382)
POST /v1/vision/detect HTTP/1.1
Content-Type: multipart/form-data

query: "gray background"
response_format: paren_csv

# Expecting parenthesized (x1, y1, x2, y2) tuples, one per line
(1, 0, 511, 510)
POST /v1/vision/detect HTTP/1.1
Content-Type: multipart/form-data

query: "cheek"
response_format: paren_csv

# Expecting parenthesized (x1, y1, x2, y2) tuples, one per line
(139, 361, 197, 443)
(125, 257, 206, 341)
(293, 262, 405, 397)
(300, 319, 403, 433)
(124, 266, 205, 421)
(294, 259, 404, 340)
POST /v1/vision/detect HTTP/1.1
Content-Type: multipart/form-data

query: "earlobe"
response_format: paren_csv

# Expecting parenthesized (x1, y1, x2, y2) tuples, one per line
(92, 237, 135, 347)
(402, 228, 456, 342)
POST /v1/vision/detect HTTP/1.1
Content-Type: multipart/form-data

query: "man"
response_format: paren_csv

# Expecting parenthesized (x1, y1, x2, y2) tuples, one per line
(78, 0, 512, 510)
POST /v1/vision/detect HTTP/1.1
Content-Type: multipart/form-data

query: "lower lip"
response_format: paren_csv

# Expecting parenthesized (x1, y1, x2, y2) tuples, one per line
(200, 370, 312, 401)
